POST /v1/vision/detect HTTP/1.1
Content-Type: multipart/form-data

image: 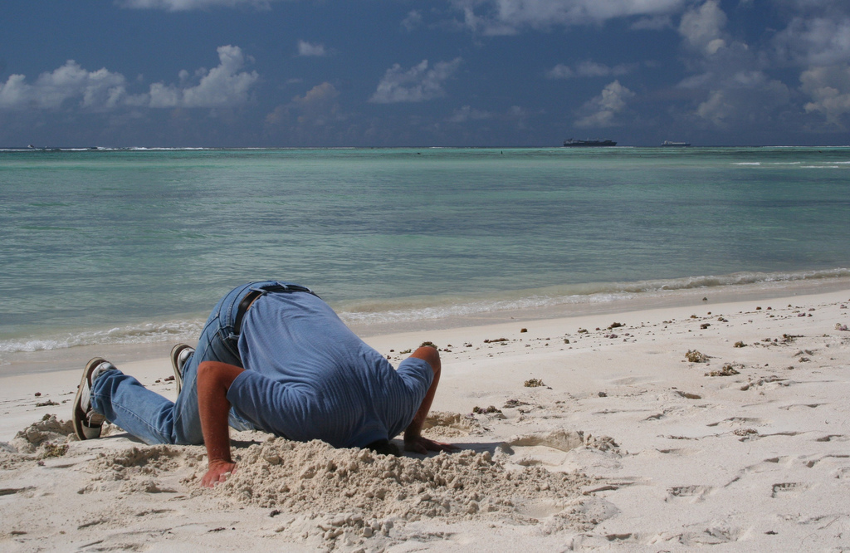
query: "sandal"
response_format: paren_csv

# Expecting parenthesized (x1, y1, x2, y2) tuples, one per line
(72, 358, 110, 440)
(170, 344, 194, 395)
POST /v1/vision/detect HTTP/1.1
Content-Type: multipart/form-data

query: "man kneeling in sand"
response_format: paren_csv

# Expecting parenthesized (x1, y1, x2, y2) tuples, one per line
(72, 281, 452, 487)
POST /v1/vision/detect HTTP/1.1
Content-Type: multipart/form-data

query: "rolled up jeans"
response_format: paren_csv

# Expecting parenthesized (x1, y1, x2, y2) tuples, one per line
(90, 281, 287, 444)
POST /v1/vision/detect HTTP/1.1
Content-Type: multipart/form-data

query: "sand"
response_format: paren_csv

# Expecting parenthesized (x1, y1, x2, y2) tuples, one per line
(1, 286, 849, 551)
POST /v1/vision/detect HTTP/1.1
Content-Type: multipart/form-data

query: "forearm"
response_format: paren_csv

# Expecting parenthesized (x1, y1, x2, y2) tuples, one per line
(197, 361, 244, 467)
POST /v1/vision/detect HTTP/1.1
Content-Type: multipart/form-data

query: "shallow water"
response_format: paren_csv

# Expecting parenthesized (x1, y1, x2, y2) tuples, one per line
(1, 146, 848, 354)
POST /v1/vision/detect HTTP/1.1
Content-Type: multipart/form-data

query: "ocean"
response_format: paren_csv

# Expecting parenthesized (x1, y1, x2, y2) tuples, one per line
(1, 146, 849, 360)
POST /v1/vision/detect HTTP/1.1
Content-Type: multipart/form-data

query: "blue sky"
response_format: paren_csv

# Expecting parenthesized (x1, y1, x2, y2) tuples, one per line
(2, 0, 849, 147)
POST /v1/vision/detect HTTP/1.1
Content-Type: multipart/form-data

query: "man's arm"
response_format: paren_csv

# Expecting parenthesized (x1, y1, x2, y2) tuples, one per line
(403, 344, 456, 454)
(197, 361, 245, 488)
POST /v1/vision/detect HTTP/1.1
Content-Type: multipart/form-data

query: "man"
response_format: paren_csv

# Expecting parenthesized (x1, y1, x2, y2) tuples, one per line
(73, 281, 452, 487)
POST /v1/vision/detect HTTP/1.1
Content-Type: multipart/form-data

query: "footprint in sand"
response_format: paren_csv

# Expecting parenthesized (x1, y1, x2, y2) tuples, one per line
(706, 416, 768, 428)
(815, 434, 848, 442)
(771, 482, 808, 497)
(803, 454, 850, 469)
(666, 485, 714, 503)
(779, 403, 825, 411)
(675, 524, 747, 546)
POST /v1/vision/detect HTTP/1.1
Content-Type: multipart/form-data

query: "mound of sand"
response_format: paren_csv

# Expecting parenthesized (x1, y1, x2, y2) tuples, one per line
(193, 437, 594, 527)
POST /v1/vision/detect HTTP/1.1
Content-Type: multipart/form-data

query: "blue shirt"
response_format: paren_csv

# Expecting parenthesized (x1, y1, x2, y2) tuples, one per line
(226, 290, 433, 448)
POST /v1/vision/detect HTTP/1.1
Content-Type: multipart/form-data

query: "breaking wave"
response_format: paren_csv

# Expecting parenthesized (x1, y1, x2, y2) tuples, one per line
(1, 267, 847, 353)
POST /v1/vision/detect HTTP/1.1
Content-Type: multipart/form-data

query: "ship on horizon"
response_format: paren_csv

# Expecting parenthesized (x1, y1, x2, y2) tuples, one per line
(661, 140, 691, 147)
(563, 138, 617, 147)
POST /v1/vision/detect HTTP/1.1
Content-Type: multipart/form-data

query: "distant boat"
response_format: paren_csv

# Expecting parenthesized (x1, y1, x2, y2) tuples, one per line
(563, 138, 617, 147)
(661, 140, 690, 147)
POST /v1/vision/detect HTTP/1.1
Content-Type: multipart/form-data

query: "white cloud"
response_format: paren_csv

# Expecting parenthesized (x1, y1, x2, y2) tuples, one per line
(800, 64, 850, 125)
(575, 80, 635, 127)
(370, 58, 462, 104)
(402, 10, 423, 31)
(146, 45, 259, 107)
(631, 14, 672, 30)
(774, 17, 850, 67)
(291, 82, 339, 115)
(691, 70, 791, 128)
(670, 2, 804, 131)
(447, 105, 492, 123)
(297, 40, 327, 57)
(0, 61, 132, 110)
(678, 0, 728, 55)
(117, 0, 276, 11)
(453, 0, 687, 34)
(446, 104, 530, 126)
(547, 64, 574, 79)
(548, 61, 636, 79)
(0, 45, 258, 111)
(266, 82, 343, 129)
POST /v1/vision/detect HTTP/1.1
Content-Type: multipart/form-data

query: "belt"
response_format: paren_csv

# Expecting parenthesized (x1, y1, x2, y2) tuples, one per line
(234, 284, 317, 334)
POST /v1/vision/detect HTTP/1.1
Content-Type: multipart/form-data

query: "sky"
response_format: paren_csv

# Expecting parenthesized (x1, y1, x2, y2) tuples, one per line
(1, 0, 850, 147)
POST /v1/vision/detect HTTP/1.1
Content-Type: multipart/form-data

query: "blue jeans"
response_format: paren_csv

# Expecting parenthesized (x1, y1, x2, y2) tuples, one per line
(90, 281, 289, 445)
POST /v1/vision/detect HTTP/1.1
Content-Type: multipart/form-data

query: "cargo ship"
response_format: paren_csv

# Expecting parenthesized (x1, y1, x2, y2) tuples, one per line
(661, 140, 691, 147)
(563, 138, 617, 147)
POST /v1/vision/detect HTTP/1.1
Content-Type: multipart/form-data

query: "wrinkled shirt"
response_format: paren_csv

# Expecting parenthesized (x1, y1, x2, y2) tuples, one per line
(226, 291, 432, 447)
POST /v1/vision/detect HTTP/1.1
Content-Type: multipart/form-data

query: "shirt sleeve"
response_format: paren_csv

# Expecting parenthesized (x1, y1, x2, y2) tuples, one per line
(225, 369, 308, 440)
(385, 356, 435, 439)
(395, 356, 434, 402)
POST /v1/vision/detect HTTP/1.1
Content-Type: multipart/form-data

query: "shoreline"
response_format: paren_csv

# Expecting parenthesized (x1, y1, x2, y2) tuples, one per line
(1, 286, 848, 550)
(4, 275, 849, 378)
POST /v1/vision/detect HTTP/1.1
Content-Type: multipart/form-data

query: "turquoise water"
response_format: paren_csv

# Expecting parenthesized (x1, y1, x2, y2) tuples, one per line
(1, 147, 849, 353)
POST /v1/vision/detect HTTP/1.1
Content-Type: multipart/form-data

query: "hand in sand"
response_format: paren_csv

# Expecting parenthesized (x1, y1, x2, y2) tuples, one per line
(404, 435, 457, 454)
(201, 459, 237, 488)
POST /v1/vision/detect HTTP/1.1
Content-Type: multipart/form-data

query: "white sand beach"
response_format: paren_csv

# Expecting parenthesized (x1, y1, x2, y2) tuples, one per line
(1, 286, 849, 551)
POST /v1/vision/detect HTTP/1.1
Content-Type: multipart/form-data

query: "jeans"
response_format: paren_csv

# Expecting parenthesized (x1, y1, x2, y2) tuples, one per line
(90, 281, 292, 445)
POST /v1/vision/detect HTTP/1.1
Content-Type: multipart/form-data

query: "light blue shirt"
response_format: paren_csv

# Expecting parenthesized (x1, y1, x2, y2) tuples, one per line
(226, 290, 433, 448)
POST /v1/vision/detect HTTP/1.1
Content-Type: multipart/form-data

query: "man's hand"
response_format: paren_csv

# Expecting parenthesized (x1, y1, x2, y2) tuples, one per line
(404, 435, 457, 454)
(201, 459, 238, 488)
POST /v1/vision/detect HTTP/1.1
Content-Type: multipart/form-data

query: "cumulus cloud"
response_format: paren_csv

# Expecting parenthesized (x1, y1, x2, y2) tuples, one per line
(668, 1, 805, 130)
(446, 104, 530, 127)
(631, 14, 672, 30)
(266, 82, 343, 129)
(688, 70, 791, 128)
(402, 10, 423, 31)
(0, 45, 258, 111)
(574, 80, 635, 128)
(290, 82, 340, 122)
(117, 0, 277, 11)
(447, 105, 492, 123)
(0, 61, 134, 110)
(678, 0, 728, 55)
(800, 64, 850, 126)
(297, 40, 327, 57)
(774, 18, 850, 67)
(146, 45, 259, 107)
(369, 58, 462, 104)
(547, 61, 636, 79)
(453, 0, 686, 34)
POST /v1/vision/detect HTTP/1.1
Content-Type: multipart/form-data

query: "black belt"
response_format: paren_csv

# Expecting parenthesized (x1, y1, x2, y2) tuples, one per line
(234, 284, 317, 334)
